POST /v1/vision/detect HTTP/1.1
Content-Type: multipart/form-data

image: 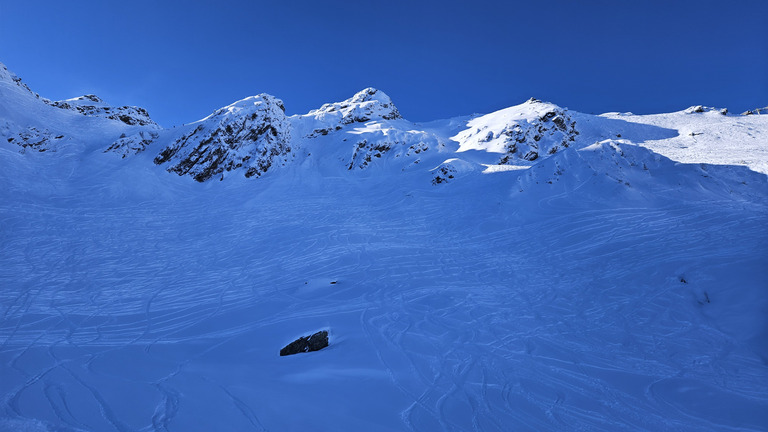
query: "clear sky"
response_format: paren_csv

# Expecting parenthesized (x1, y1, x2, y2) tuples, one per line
(1, 0, 766, 127)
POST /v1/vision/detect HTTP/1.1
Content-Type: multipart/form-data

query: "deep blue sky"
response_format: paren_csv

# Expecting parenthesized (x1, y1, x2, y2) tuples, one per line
(1, 0, 766, 127)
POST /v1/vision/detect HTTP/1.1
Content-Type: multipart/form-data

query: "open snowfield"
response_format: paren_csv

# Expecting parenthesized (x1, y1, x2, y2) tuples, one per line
(1, 62, 767, 431)
(1, 145, 766, 431)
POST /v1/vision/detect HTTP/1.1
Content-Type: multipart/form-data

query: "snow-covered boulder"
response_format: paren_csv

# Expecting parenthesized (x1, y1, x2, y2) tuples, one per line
(430, 158, 482, 185)
(153, 94, 292, 182)
(453, 98, 579, 164)
(47, 94, 159, 128)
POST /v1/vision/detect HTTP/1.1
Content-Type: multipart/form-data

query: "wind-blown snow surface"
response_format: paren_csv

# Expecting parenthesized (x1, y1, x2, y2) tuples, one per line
(1, 62, 767, 431)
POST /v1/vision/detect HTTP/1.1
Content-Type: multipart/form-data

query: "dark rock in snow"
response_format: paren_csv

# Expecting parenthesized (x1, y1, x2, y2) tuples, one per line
(498, 105, 578, 163)
(280, 330, 329, 356)
(5, 125, 67, 153)
(432, 165, 456, 185)
(280, 331, 329, 356)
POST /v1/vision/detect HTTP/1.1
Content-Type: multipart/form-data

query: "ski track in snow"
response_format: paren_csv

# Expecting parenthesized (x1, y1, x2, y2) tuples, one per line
(1, 171, 766, 431)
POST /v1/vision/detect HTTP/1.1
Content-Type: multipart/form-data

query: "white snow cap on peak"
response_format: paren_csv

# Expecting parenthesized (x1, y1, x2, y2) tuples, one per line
(307, 87, 401, 124)
(200, 93, 285, 122)
(348, 87, 394, 105)
(63, 94, 105, 104)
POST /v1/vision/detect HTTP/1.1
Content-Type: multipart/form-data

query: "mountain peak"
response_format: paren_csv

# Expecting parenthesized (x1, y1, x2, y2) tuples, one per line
(306, 87, 401, 125)
(204, 94, 285, 121)
(349, 87, 393, 105)
(154, 92, 292, 182)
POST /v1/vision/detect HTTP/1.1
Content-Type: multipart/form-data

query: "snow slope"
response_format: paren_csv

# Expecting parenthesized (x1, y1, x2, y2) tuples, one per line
(1, 61, 767, 431)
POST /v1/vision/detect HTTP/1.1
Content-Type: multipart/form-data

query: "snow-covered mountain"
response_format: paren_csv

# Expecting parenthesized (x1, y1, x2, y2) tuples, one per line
(2, 61, 766, 181)
(1, 61, 766, 432)
(153, 94, 292, 182)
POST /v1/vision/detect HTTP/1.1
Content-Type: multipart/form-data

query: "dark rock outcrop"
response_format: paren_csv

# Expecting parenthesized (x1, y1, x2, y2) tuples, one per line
(431, 164, 456, 185)
(5, 125, 66, 153)
(280, 330, 329, 356)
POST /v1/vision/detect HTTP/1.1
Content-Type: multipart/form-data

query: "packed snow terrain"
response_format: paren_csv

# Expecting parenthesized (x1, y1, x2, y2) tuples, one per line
(1, 61, 767, 431)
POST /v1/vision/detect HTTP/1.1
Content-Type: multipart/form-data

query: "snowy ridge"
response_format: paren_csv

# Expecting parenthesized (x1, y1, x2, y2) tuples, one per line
(0, 63, 162, 158)
(47, 94, 159, 128)
(0, 61, 40, 98)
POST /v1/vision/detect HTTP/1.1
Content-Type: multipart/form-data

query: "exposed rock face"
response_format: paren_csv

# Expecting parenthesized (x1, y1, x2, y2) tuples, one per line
(47, 95, 159, 127)
(453, 99, 579, 165)
(105, 131, 159, 158)
(347, 136, 431, 170)
(154, 94, 292, 182)
(498, 107, 578, 163)
(305, 87, 401, 136)
(3, 123, 66, 153)
(279, 330, 329, 356)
